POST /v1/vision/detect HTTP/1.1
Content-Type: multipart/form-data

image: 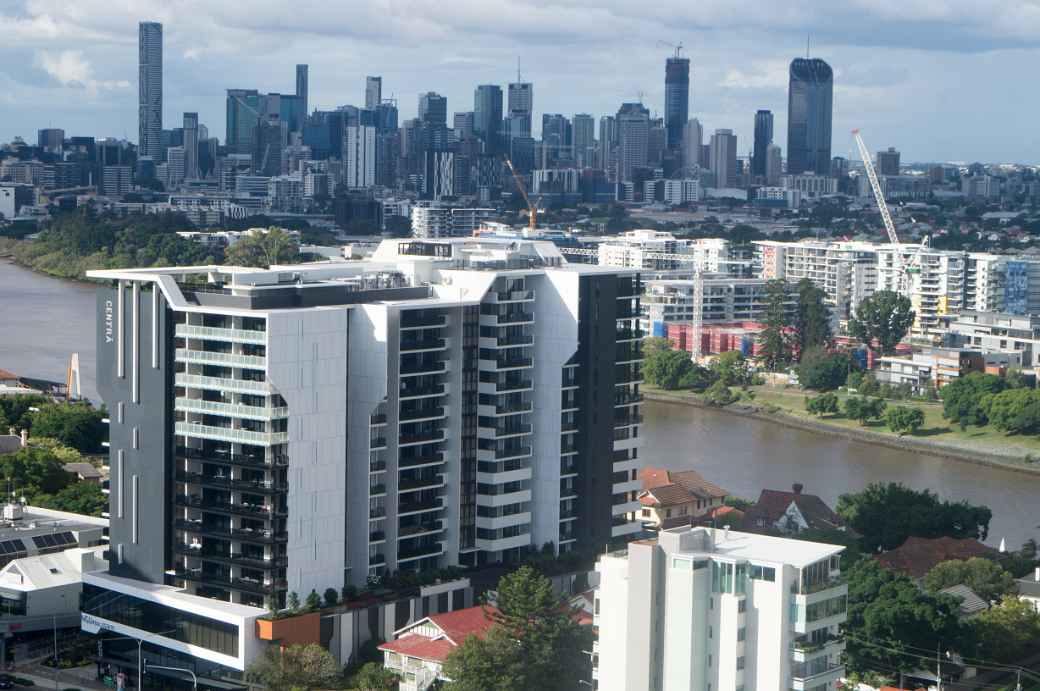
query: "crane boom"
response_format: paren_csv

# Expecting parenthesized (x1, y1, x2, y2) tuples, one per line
(504, 157, 538, 231)
(852, 129, 899, 248)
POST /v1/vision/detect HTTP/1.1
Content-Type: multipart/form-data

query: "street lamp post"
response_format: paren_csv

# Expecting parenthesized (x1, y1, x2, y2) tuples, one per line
(143, 662, 197, 691)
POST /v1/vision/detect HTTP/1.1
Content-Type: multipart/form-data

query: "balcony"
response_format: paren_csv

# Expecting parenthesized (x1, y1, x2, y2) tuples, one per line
(398, 499, 444, 517)
(369, 484, 387, 497)
(399, 453, 445, 469)
(175, 323, 267, 345)
(175, 397, 288, 421)
(175, 372, 272, 395)
(792, 575, 847, 598)
(791, 662, 845, 690)
(480, 311, 534, 328)
(481, 356, 533, 371)
(487, 289, 534, 303)
(792, 635, 845, 663)
(400, 314, 447, 330)
(484, 423, 532, 439)
(481, 379, 533, 394)
(176, 421, 288, 446)
(399, 383, 447, 400)
(400, 337, 447, 353)
(175, 348, 266, 370)
(479, 445, 532, 462)
(173, 568, 286, 594)
(398, 521, 444, 538)
(174, 519, 287, 544)
(175, 470, 287, 494)
(397, 542, 445, 563)
(398, 476, 446, 493)
(399, 360, 447, 377)
(173, 544, 286, 570)
(399, 430, 446, 447)
(176, 446, 281, 469)
(174, 494, 285, 519)
(399, 406, 446, 422)
(486, 333, 534, 348)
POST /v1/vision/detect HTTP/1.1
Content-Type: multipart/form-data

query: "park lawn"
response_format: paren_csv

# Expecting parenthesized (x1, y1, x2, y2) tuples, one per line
(746, 384, 1040, 461)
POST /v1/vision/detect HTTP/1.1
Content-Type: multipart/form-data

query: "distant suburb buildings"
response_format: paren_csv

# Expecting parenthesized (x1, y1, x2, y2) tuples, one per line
(595, 526, 846, 691)
(81, 237, 643, 681)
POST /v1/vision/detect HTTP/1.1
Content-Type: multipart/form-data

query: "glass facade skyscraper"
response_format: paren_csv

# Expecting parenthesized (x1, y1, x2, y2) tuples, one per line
(786, 58, 833, 175)
(664, 57, 690, 151)
(138, 22, 163, 160)
(752, 109, 773, 178)
(473, 85, 504, 155)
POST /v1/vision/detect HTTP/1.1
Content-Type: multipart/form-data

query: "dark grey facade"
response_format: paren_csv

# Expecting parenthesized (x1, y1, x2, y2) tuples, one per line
(752, 109, 773, 178)
(473, 85, 503, 155)
(786, 58, 833, 175)
(664, 57, 690, 152)
(138, 22, 163, 160)
(96, 283, 173, 583)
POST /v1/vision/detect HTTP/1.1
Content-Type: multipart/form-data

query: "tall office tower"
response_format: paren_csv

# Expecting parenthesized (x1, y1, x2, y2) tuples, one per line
(877, 147, 900, 176)
(595, 525, 847, 691)
(165, 146, 185, 188)
(344, 125, 377, 189)
(454, 112, 475, 141)
(226, 89, 262, 155)
(252, 119, 285, 176)
(616, 103, 650, 182)
(375, 131, 399, 187)
(766, 144, 783, 185)
(682, 118, 703, 171)
(37, 128, 65, 154)
(182, 113, 200, 181)
(421, 151, 454, 199)
(507, 81, 533, 139)
(473, 85, 504, 155)
(709, 129, 738, 188)
(137, 22, 163, 159)
(598, 116, 617, 173)
(366, 76, 383, 110)
(752, 110, 774, 178)
(82, 240, 643, 683)
(572, 114, 595, 168)
(647, 119, 667, 167)
(787, 57, 833, 175)
(664, 55, 691, 151)
(540, 113, 572, 167)
(419, 92, 448, 128)
(296, 65, 309, 116)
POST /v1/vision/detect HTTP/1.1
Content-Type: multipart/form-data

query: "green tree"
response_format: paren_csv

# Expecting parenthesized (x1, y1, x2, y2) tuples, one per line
(923, 558, 1016, 603)
(972, 596, 1040, 663)
(244, 644, 342, 691)
(29, 403, 106, 453)
(844, 396, 886, 425)
(848, 290, 915, 354)
(224, 227, 301, 267)
(836, 482, 993, 551)
(794, 278, 833, 354)
(0, 444, 71, 500)
(982, 387, 1040, 434)
(443, 566, 592, 691)
(710, 351, 752, 387)
(34, 482, 107, 516)
(0, 394, 51, 430)
(805, 392, 839, 416)
(884, 406, 925, 436)
(346, 661, 399, 690)
(644, 348, 708, 390)
(756, 280, 793, 371)
(844, 559, 969, 674)
(797, 348, 853, 391)
(323, 587, 339, 608)
(642, 337, 672, 357)
(703, 380, 737, 407)
(305, 589, 321, 611)
(940, 372, 1006, 429)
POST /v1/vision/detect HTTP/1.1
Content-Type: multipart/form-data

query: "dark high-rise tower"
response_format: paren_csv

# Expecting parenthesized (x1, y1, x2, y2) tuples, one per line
(786, 57, 833, 175)
(664, 55, 690, 151)
(752, 110, 773, 178)
(418, 92, 448, 127)
(182, 112, 199, 181)
(473, 84, 503, 155)
(138, 22, 163, 159)
(296, 65, 309, 116)
(507, 81, 533, 139)
(365, 76, 382, 110)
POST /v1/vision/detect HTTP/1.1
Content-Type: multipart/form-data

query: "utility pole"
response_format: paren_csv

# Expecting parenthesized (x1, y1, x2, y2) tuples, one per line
(935, 642, 942, 691)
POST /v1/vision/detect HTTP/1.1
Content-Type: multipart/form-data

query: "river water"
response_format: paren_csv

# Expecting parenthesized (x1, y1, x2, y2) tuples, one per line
(1, 259, 1037, 548)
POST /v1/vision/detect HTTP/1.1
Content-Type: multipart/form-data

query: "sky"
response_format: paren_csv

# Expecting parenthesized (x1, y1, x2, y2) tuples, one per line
(2, 0, 1040, 164)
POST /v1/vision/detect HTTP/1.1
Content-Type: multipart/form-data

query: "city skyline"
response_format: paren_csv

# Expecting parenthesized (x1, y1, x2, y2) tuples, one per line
(3, 0, 1040, 164)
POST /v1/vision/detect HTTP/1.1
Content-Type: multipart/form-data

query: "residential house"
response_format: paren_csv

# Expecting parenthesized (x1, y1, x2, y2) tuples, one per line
(874, 536, 998, 580)
(743, 484, 849, 536)
(636, 468, 728, 530)
(1016, 568, 1040, 613)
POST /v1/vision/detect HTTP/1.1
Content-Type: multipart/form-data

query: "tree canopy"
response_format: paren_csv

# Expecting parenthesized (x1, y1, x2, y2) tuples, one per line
(224, 227, 301, 268)
(923, 558, 1016, 603)
(644, 348, 708, 390)
(940, 372, 1006, 429)
(884, 406, 925, 436)
(971, 596, 1040, 663)
(794, 278, 833, 353)
(29, 403, 106, 453)
(836, 482, 992, 551)
(797, 347, 853, 391)
(244, 643, 342, 691)
(756, 279, 794, 371)
(848, 290, 915, 354)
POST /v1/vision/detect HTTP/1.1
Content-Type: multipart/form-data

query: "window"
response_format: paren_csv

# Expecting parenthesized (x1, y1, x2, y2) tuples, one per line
(737, 627, 746, 641)
(641, 509, 651, 517)
(737, 656, 745, 671)
(738, 599, 747, 613)
(749, 564, 776, 582)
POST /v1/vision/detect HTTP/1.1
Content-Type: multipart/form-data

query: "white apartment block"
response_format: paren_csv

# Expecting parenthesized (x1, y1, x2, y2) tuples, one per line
(780, 174, 837, 198)
(663, 179, 703, 206)
(595, 526, 846, 691)
(345, 125, 377, 190)
(940, 311, 1040, 368)
(641, 276, 797, 333)
(597, 232, 748, 276)
(410, 206, 494, 238)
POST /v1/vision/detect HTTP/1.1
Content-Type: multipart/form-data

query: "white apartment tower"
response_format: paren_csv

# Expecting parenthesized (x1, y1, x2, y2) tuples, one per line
(595, 526, 846, 691)
(345, 125, 377, 190)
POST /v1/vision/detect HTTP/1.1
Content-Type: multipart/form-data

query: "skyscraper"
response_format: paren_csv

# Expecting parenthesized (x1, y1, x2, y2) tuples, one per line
(787, 58, 833, 175)
(709, 128, 737, 188)
(473, 85, 503, 155)
(418, 92, 448, 127)
(507, 81, 533, 139)
(366, 76, 382, 110)
(752, 110, 773, 178)
(344, 124, 377, 189)
(877, 147, 901, 176)
(138, 22, 163, 159)
(226, 89, 262, 155)
(664, 55, 690, 151)
(616, 103, 650, 182)
(453, 112, 475, 141)
(598, 116, 617, 174)
(682, 118, 703, 171)
(296, 64, 309, 116)
(572, 114, 595, 168)
(182, 112, 199, 181)
(766, 143, 783, 185)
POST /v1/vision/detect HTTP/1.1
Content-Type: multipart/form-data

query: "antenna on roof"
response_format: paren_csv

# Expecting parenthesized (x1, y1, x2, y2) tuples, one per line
(807, 34, 811, 58)
(517, 57, 522, 83)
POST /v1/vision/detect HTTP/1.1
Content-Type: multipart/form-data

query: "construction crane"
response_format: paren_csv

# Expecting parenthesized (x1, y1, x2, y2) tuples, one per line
(657, 40, 685, 58)
(852, 129, 927, 292)
(503, 157, 540, 231)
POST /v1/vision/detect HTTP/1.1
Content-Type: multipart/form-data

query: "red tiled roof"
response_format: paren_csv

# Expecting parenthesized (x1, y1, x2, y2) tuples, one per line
(874, 536, 998, 579)
(0, 369, 19, 381)
(639, 468, 728, 501)
(427, 606, 498, 645)
(378, 634, 456, 663)
(743, 487, 847, 532)
(641, 483, 696, 507)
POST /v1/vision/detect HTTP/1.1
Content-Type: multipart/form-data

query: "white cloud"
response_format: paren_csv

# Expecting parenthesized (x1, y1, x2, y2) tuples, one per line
(35, 50, 131, 91)
(720, 60, 790, 90)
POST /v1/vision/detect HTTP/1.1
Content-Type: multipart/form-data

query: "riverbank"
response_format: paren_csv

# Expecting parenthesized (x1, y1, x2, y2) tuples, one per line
(644, 386, 1040, 477)
(0, 238, 99, 282)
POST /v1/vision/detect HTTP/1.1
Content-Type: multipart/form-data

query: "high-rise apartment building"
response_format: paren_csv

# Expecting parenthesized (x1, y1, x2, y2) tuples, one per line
(709, 129, 738, 188)
(598, 116, 617, 174)
(617, 103, 650, 182)
(876, 147, 900, 176)
(365, 76, 382, 110)
(344, 125, 377, 190)
(572, 114, 595, 168)
(138, 22, 163, 160)
(787, 58, 833, 175)
(182, 113, 199, 182)
(473, 85, 504, 155)
(595, 526, 847, 691)
(81, 239, 643, 681)
(766, 144, 783, 186)
(252, 119, 285, 177)
(664, 55, 690, 151)
(752, 110, 773, 178)
(296, 65, 308, 116)
(507, 82, 533, 139)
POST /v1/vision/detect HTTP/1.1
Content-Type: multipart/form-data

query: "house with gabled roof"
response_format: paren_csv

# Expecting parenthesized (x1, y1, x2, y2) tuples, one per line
(743, 484, 851, 536)
(636, 467, 728, 530)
